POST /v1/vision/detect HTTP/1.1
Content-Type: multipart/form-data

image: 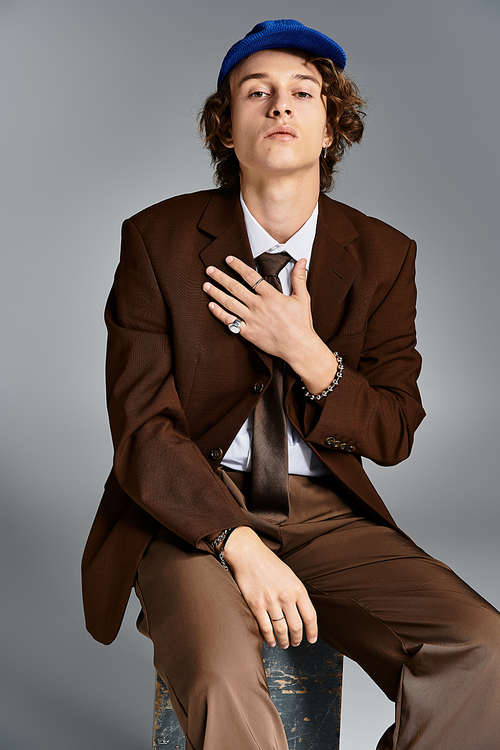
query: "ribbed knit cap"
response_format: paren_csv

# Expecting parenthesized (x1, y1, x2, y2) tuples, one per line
(217, 19, 346, 88)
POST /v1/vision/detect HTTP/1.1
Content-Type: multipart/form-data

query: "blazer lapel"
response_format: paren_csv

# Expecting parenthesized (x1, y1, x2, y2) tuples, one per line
(308, 195, 361, 341)
(198, 189, 255, 270)
(198, 190, 273, 375)
(197, 191, 361, 375)
(286, 198, 360, 424)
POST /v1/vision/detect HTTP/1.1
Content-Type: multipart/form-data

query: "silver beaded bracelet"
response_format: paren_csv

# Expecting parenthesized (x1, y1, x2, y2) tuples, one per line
(301, 352, 344, 401)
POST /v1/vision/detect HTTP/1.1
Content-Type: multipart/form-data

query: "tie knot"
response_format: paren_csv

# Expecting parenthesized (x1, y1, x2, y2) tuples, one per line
(256, 251, 292, 282)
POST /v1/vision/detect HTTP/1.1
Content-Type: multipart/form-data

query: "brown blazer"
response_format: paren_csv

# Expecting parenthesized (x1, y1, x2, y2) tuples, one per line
(82, 188, 425, 645)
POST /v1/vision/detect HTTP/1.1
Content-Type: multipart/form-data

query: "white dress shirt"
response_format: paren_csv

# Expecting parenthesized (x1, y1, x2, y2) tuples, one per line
(221, 195, 329, 477)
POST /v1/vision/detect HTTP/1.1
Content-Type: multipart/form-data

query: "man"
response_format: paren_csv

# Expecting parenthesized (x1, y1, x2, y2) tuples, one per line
(82, 20, 500, 749)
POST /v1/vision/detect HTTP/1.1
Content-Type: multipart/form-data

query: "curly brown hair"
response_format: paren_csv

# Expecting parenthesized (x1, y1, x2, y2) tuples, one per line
(199, 53, 366, 192)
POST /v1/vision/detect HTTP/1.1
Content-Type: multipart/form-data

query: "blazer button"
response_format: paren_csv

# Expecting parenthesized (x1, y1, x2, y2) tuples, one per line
(253, 380, 264, 394)
(209, 447, 224, 461)
(347, 445, 355, 453)
(339, 443, 348, 451)
(325, 436, 335, 446)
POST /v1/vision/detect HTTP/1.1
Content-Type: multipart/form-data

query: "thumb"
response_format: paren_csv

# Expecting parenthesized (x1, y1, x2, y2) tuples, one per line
(291, 258, 308, 297)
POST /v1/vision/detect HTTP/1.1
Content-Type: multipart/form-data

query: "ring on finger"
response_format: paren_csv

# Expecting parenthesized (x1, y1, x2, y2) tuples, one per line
(252, 278, 264, 291)
(228, 318, 242, 334)
(270, 615, 286, 622)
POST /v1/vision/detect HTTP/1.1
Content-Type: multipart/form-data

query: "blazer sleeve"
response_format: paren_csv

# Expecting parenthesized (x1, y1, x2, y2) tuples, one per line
(302, 239, 425, 466)
(105, 218, 249, 548)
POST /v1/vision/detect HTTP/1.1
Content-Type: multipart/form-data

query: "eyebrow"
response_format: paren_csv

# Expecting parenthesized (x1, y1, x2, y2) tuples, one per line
(237, 72, 321, 89)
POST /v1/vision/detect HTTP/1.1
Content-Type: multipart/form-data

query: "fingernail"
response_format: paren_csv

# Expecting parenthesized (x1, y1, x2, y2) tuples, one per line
(226, 256, 234, 263)
(203, 283, 211, 291)
(206, 266, 214, 274)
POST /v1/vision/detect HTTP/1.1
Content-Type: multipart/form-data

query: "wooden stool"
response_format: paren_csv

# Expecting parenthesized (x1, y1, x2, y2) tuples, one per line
(153, 639, 342, 749)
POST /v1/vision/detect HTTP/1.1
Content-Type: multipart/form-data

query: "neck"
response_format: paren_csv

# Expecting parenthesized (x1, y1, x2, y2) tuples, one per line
(240, 172, 320, 244)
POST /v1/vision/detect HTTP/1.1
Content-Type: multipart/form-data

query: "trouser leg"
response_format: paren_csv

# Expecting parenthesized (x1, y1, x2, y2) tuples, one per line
(135, 472, 500, 749)
(135, 527, 289, 750)
(278, 492, 500, 750)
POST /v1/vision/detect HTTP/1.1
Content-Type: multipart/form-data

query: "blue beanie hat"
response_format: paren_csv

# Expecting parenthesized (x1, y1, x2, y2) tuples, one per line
(218, 19, 347, 88)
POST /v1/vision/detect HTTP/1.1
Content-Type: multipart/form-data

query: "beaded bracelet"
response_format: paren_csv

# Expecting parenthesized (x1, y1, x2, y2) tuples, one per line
(210, 527, 236, 571)
(301, 352, 344, 402)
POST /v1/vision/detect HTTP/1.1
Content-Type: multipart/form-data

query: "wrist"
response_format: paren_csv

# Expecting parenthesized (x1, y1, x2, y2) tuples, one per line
(222, 526, 261, 567)
(301, 352, 344, 401)
(208, 527, 238, 570)
(289, 338, 338, 395)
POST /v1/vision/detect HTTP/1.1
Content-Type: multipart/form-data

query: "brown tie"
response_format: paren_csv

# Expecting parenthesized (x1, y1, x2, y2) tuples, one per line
(249, 251, 292, 522)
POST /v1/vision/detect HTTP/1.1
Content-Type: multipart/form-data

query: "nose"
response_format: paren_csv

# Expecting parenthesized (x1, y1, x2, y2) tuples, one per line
(268, 90, 292, 118)
(271, 106, 292, 116)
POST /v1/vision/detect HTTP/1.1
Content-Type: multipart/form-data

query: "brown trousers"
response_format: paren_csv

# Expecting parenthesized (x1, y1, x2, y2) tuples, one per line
(135, 471, 500, 750)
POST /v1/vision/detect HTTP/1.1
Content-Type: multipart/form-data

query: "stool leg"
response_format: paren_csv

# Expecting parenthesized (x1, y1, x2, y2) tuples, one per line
(153, 673, 185, 749)
(152, 641, 343, 750)
(263, 641, 342, 750)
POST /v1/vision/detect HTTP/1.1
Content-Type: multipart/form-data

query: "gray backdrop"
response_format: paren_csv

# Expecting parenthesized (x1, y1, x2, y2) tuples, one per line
(1, 1, 499, 748)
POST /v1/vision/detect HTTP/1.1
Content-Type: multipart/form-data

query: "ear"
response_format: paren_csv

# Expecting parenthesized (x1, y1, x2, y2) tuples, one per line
(221, 125, 234, 149)
(323, 120, 334, 149)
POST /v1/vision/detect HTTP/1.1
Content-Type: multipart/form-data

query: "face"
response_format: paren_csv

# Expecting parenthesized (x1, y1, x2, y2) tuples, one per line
(224, 48, 332, 185)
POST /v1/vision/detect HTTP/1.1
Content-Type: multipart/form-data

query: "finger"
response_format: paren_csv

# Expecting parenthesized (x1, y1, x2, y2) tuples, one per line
(297, 594, 318, 644)
(280, 605, 304, 648)
(207, 301, 247, 335)
(255, 611, 277, 648)
(203, 282, 248, 319)
(273, 605, 303, 648)
(251, 276, 266, 293)
(225, 256, 272, 293)
(206, 264, 259, 304)
(290, 258, 309, 298)
(269, 611, 290, 650)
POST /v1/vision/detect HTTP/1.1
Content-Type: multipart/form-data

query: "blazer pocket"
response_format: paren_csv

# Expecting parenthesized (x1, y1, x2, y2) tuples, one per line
(326, 327, 367, 371)
(328, 326, 367, 353)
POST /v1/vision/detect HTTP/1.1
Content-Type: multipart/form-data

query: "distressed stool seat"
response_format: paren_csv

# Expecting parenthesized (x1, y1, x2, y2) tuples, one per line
(153, 639, 342, 749)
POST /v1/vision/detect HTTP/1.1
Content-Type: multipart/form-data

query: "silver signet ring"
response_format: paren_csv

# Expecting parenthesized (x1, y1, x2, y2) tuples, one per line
(228, 319, 242, 334)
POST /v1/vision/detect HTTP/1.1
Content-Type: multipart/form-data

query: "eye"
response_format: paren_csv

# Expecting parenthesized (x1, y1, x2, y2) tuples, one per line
(295, 91, 312, 99)
(249, 90, 269, 98)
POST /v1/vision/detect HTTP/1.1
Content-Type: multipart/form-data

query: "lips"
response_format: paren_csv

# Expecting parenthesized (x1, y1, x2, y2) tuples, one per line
(265, 125, 297, 139)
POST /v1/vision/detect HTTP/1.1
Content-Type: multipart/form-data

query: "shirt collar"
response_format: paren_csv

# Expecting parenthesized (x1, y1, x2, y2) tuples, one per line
(240, 193, 318, 271)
